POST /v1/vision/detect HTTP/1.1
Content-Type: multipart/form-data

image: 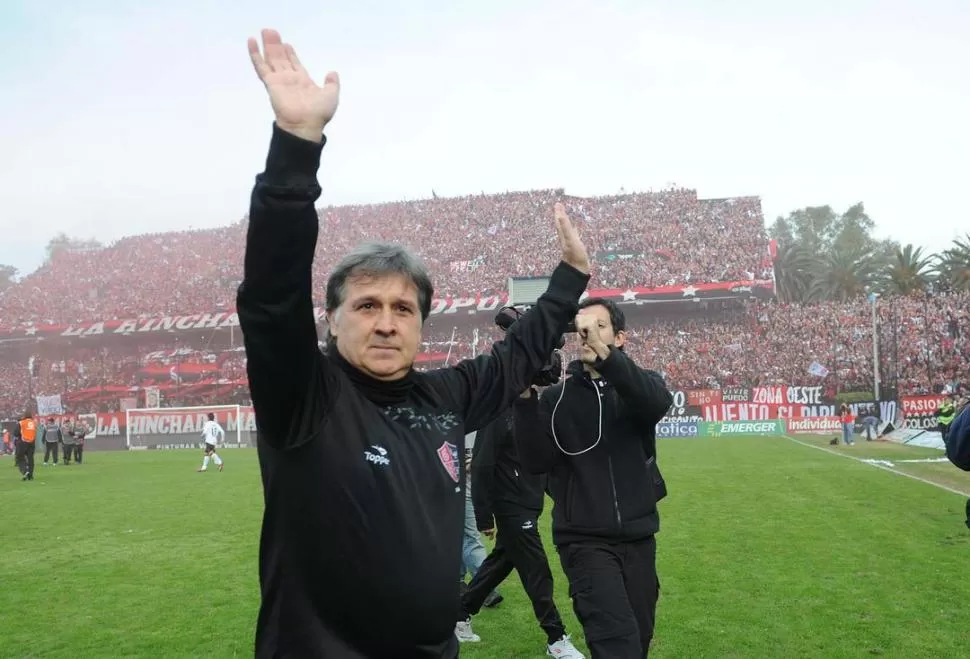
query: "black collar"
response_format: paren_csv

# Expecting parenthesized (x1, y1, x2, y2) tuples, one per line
(326, 343, 415, 406)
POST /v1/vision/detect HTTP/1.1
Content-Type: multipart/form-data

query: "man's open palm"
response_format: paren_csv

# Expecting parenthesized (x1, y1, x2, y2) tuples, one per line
(554, 202, 590, 275)
(248, 29, 340, 141)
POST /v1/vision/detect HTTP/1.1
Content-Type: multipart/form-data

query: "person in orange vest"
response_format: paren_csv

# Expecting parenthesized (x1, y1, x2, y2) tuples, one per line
(16, 411, 38, 481)
(2, 427, 11, 455)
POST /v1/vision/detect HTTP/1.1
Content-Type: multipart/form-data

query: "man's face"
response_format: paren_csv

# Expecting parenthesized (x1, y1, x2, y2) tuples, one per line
(327, 272, 423, 381)
(577, 304, 625, 364)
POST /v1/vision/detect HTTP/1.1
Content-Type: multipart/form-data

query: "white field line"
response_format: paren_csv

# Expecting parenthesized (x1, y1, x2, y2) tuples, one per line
(782, 434, 970, 498)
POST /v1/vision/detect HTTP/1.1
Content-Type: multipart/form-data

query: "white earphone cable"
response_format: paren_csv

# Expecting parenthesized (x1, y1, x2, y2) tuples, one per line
(549, 348, 603, 456)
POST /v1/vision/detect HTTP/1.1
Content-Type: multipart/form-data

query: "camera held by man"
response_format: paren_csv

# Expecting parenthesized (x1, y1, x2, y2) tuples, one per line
(493, 306, 567, 388)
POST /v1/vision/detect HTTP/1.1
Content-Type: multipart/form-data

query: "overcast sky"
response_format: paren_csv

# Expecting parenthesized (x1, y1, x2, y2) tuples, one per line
(1, 0, 967, 278)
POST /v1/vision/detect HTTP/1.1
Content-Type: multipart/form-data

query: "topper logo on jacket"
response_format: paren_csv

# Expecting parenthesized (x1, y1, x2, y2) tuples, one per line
(364, 445, 390, 467)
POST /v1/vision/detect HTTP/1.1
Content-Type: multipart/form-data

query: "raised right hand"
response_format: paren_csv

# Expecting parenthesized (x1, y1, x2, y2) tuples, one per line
(554, 202, 590, 275)
(248, 29, 340, 142)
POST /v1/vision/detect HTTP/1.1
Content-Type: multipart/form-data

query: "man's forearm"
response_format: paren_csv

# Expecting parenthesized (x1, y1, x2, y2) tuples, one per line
(595, 347, 673, 422)
(513, 393, 557, 474)
(237, 123, 328, 447)
(456, 261, 589, 431)
(241, 124, 324, 297)
(471, 469, 496, 531)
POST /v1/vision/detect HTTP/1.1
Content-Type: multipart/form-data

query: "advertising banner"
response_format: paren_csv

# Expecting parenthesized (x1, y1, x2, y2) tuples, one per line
(786, 417, 842, 435)
(656, 421, 700, 438)
(700, 420, 784, 437)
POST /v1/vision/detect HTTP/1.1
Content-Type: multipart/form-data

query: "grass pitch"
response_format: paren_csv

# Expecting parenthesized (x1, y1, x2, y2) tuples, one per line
(1, 435, 968, 658)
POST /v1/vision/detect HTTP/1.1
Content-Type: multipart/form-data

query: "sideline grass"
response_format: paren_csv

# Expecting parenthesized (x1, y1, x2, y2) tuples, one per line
(1, 435, 967, 658)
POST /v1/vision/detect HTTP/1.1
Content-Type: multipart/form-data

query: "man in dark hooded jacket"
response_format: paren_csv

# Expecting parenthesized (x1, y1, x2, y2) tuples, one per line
(515, 297, 672, 658)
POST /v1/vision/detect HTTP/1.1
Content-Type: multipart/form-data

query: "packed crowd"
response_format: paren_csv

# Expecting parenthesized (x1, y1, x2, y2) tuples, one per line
(0, 341, 251, 418)
(0, 291, 965, 419)
(0, 188, 770, 328)
(622, 291, 967, 396)
(2, 186, 964, 418)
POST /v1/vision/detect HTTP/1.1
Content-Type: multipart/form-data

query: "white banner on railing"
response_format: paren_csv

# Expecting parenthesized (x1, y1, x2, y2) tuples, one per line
(35, 394, 64, 416)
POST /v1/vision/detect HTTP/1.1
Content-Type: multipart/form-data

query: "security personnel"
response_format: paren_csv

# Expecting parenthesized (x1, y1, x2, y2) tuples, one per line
(61, 419, 76, 465)
(16, 412, 38, 481)
(43, 417, 62, 465)
(937, 396, 956, 442)
(73, 419, 87, 464)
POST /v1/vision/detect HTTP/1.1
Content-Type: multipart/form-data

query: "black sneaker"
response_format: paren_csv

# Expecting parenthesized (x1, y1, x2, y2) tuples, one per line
(483, 591, 503, 608)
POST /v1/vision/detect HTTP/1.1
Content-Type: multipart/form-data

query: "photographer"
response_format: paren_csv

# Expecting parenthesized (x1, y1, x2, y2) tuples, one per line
(239, 30, 591, 659)
(454, 327, 581, 656)
(514, 298, 673, 658)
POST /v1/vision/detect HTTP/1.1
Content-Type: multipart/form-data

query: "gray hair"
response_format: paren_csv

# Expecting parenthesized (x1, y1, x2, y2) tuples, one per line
(324, 242, 434, 342)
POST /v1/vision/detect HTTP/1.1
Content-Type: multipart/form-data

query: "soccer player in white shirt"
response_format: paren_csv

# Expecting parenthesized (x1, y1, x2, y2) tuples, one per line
(197, 412, 225, 472)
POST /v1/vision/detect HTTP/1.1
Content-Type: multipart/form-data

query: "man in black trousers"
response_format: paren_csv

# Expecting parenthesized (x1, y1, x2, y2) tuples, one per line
(455, 407, 583, 658)
(514, 298, 673, 658)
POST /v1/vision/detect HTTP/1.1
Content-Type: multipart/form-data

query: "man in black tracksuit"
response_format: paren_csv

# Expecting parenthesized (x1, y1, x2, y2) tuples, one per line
(456, 407, 581, 655)
(515, 297, 673, 658)
(240, 29, 592, 659)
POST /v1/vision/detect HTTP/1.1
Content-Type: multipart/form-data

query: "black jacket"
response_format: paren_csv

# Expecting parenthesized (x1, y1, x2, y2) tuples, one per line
(237, 123, 590, 659)
(471, 408, 546, 531)
(514, 350, 672, 547)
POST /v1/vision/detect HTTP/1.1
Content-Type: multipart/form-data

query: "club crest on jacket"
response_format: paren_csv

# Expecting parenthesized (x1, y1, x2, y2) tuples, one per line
(437, 441, 460, 483)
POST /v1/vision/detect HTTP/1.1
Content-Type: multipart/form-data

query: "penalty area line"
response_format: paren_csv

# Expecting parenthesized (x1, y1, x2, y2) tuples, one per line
(782, 434, 970, 498)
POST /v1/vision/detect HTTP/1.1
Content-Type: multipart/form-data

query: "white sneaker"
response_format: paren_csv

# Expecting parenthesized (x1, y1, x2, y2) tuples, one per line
(454, 619, 480, 643)
(548, 634, 585, 658)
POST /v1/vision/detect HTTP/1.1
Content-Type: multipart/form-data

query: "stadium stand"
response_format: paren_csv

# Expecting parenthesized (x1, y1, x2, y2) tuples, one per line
(0, 189, 769, 327)
(0, 188, 965, 419)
